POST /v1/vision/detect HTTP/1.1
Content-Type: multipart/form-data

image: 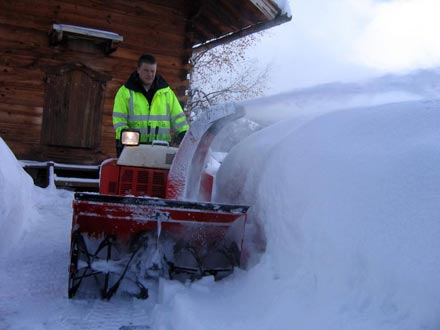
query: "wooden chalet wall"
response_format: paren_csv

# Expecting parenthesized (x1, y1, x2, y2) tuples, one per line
(0, 0, 193, 164)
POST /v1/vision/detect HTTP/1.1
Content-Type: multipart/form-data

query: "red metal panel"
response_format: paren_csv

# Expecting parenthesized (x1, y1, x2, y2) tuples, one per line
(72, 198, 247, 249)
(118, 166, 169, 197)
(99, 159, 119, 195)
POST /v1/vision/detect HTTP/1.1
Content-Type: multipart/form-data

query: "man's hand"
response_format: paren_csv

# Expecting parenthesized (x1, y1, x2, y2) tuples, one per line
(176, 131, 186, 144)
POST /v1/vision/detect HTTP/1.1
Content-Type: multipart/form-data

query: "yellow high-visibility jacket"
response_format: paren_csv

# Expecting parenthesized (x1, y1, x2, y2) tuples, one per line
(113, 72, 189, 143)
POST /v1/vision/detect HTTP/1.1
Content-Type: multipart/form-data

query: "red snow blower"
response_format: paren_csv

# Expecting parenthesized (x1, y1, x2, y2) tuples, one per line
(68, 104, 249, 299)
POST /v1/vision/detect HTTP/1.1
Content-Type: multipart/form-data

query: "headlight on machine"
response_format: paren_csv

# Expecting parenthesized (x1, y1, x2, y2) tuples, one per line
(121, 130, 140, 146)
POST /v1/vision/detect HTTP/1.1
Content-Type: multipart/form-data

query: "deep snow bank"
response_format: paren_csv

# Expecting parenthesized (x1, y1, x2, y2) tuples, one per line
(0, 138, 39, 256)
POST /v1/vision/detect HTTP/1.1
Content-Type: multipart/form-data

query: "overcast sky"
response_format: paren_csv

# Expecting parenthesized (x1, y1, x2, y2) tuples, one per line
(255, 0, 440, 92)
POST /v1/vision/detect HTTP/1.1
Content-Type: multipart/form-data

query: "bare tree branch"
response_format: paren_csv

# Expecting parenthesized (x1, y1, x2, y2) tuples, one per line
(186, 32, 270, 119)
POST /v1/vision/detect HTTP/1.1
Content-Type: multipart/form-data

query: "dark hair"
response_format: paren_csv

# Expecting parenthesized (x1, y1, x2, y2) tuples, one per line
(138, 54, 157, 67)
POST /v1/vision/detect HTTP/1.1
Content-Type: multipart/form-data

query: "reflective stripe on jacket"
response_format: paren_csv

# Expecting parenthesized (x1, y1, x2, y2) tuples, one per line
(113, 85, 189, 143)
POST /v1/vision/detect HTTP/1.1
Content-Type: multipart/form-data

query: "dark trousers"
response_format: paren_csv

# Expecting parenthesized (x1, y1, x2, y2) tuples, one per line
(115, 140, 123, 158)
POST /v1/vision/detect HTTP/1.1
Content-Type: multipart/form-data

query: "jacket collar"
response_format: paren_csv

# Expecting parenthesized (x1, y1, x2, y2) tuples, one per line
(124, 71, 169, 94)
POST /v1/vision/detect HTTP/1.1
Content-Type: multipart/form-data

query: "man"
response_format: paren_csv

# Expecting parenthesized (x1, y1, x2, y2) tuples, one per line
(113, 54, 189, 156)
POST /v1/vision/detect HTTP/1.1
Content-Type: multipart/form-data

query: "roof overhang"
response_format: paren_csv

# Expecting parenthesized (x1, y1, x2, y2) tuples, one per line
(193, 0, 292, 50)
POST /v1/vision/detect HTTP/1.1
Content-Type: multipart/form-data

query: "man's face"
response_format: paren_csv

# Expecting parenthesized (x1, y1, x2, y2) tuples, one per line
(137, 62, 157, 86)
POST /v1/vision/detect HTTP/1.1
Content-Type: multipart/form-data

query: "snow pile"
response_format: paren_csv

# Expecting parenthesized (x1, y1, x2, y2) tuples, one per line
(0, 138, 39, 256)
(252, 99, 440, 329)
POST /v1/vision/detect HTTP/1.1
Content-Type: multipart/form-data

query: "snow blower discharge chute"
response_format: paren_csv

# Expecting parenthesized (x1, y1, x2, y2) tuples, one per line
(68, 104, 249, 300)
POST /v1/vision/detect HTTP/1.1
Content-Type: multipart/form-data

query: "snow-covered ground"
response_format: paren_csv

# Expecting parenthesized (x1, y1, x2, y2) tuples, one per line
(1, 69, 440, 330)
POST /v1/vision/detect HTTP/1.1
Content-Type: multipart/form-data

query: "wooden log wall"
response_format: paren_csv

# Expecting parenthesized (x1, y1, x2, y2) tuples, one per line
(0, 0, 192, 164)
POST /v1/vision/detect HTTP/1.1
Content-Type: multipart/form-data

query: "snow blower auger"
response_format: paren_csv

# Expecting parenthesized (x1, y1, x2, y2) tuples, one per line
(68, 103, 250, 300)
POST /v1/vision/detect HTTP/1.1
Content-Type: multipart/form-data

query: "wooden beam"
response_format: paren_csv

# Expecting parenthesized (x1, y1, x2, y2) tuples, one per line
(249, 0, 280, 20)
